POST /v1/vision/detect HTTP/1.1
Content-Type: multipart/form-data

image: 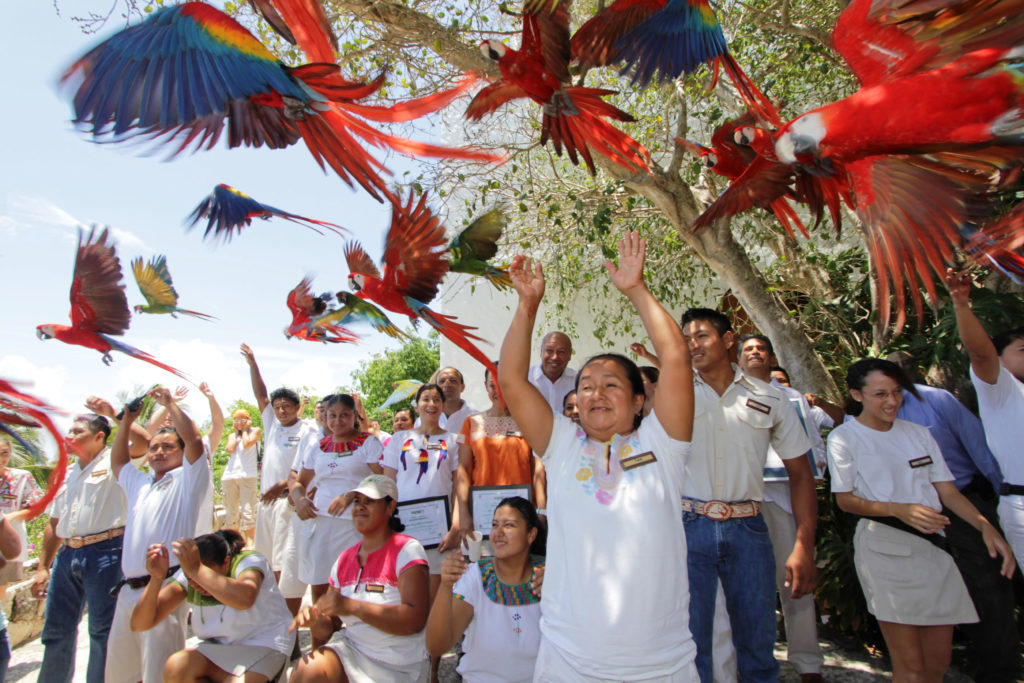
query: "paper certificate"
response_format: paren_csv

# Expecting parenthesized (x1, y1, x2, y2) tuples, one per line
(471, 485, 532, 538)
(396, 496, 451, 549)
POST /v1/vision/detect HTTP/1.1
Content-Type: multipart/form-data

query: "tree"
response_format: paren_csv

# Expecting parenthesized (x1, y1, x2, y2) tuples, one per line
(346, 331, 440, 418)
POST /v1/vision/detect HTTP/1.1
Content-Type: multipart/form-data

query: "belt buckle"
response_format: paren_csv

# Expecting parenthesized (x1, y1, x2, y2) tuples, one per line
(704, 500, 733, 521)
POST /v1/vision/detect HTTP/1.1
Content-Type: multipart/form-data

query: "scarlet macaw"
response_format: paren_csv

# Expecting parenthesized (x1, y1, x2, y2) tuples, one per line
(61, 2, 499, 203)
(131, 256, 216, 321)
(467, 0, 650, 175)
(345, 193, 499, 379)
(571, 0, 780, 125)
(0, 381, 69, 521)
(35, 227, 191, 381)
(446, 208, 512, 290)
(187, 184, 349, 243)
(284, 277, 360, 343)
(248, 0, 338, 61)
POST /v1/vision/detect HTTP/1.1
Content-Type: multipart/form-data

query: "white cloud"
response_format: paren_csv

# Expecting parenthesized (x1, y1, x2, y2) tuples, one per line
(0, 193, 152, 253)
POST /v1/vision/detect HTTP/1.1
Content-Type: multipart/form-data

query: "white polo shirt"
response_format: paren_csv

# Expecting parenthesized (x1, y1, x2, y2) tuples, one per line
(119, 452, 211, 578)
(51, 448, 128, 538)
(972, 365, 1024, 486)
(528, 365, 577, 415)
(261, 404, 319, 495)
(685, 366, 810, 502)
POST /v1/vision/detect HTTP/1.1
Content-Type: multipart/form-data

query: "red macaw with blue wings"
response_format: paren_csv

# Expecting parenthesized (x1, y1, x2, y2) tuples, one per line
(61, 2, 500, 203)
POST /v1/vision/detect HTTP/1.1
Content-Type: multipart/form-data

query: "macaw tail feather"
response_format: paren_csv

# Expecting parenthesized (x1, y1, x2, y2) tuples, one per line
(344, 75, 479, 124)
(261, 0, 338, 63)
(770, 198, 809, 240)
(484, 266, 513, 290)
(714, 54, 782, 128)
(101, 334, 192, 383)
(0, 379, 60, 412)
(0, 423, 42, 460)
(543, 88, 651, 175)
(967, 203, 1024, 282)
(0, 383, 70, 521)
(404, 297, 500, 388)
(174, 308, 218, 321)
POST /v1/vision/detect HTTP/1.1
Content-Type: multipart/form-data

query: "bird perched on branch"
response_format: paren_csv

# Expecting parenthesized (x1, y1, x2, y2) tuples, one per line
(467, 0, 650, 175)
(132, 256, 216, 321)
(35, 227, 191, 381)
(61, 2, 500, 203)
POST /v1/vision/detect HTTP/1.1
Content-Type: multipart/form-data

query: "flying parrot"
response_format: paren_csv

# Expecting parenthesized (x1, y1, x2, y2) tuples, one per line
(284, 277, 360, 343)
(131, 255, 216, 321)
(0, 379, 70, 520)
(467, 0, 651, 175)
(446, 208, 512, 289)
(571, 0, 780, 125)
(186, 184, 349, 244)
(344, 193, 500, 380)
(315, 292, 410, 341)
(36, 227, 191, 381)
(61, 2, 500, 204)
(773, 0, 1024, 167)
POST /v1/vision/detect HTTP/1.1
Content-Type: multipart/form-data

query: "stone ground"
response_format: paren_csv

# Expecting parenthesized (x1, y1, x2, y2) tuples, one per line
(7, 627, 975, 682)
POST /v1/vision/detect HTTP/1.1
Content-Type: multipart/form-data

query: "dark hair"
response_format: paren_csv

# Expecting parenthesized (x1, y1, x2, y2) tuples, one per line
(769, 366, 790, 382)
(738, 333, 773, 356)
(153, 427, 185, 449)
(385, 496, 405, 533)
(680, 308, 732, 336)
(993, 326, 1024, 355)
(195, 529, 245, 566)
(75, 413, 112, 441)
(484, 361, 499, 383)
(576, 353, 645, 429)
(415, 383, 446, 404)
(438, 367, 465, 384)
(562, 390, 577, 410)
(495, 496, 546, 557)
(269, 388, 300, 406)
(639, 366, 660, 384)
(393, 407, 415, 422)
(324, 394, 362, 428)
(844, 358, 921, 415)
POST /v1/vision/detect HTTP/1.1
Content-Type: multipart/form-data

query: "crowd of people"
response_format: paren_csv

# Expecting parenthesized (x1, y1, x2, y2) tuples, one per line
(4, 239, 1024, 683)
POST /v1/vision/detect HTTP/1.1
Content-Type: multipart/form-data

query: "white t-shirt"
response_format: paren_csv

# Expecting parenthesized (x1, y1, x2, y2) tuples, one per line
(170, 551, 293, 654)
(305, 434, 383, 517)
(972, 365, 1024, 485)
(328, 533, 429, 666)
(223, 437, 259, 480)
(539, 413, 695, 679)
(528, 365, 577, 415)
(453, 558, 542, 683)
(260, 404, 318, 495)
(382, 431, 460, 500)
(119, 453, 211, 578)
(827, 418, 953, 509)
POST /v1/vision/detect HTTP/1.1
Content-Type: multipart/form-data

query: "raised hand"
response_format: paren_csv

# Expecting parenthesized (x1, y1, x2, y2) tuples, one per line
(172, 537, 202, 577)
(84, 396, 116, 418)
(509, 255, 545, 309)
(605, 230, 646, 294)
(240, 343, 256, 366)
(148, 386, 174, 407)
(173, 386, 189, 402)
(198, 382, 214, 398)
(944, 268, 972, 306)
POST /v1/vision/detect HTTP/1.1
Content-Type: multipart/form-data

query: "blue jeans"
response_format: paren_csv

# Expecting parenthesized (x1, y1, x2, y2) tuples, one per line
(0, 627, 10, 683)
(38, 537, 123, 683)
(684, 510, 779, 683)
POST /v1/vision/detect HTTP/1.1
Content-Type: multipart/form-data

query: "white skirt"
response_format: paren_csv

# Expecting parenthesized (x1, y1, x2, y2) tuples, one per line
(853, 519, 978, 626)
(298, 515, 360, 586)
(326, 633, 429, 683)
(195, 642, 290, 678)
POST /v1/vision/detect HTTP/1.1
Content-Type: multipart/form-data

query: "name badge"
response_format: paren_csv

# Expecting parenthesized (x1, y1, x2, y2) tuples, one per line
(425, 443, 442, 451)
(334, 451, 353, 458)
(90, 469, 108, 478)
(746, 399, 771, 415)
(505, 430, 521, 437)
(620, 451, 657, 471)
(364, 583, 385, 593)
(909, 455, 933, 469)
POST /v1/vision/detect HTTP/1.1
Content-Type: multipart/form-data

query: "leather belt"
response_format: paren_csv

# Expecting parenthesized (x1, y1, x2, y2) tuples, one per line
(66, 527, 124, 549)
(681, 498, 760, 521)
(1000, 483, 1024, 496)
(111, 565, 179, 596)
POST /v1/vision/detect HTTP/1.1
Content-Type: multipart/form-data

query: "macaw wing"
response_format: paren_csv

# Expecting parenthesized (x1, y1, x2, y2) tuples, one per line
(248, 0, 296, 44)
(132, 255, 179, 308)
(522, 3, 572, 83)
(380, 192, 450, 303)
(186, 184, 348, 243)
(452, 209, 507, 262)
(318, 294, 409, 340)
(571, 0, 665, 69)
(379, 379, 423, 409)
(465, 82, 529, 121)
(847, 154, 995, 332)
(286, 276, 318, 318)
(253, 0, 338, 62)
(69, 226, 130, 336)
(691, 155, 795, 231)
(344, 241, 383, 282)
(61, 3, 310, 149)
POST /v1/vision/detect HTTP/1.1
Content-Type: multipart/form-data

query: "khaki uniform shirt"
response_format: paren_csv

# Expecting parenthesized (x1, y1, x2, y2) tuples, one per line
(51, 448, 128, 538)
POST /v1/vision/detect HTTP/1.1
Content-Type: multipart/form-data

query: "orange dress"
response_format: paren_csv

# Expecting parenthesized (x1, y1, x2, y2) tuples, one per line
(461, 414, 533, 486)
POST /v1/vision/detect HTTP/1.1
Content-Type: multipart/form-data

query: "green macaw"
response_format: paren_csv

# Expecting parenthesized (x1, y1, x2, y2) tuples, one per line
(316, 291, 409, 341)
(131, 255, 215, 320)
(446, 209, 512, 290)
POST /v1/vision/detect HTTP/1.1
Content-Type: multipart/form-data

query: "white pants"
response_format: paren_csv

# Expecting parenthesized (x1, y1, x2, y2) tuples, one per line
(533, 638, 699, 682)
(278, 511, 309, 599)
(105, 581, 188, 683)
(998, 495, 1024, 568)
(711, 502, 823, 679)
(254, 495, 293, 571)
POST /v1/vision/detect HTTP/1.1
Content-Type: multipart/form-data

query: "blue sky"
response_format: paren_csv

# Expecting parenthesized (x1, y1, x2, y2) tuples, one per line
(0, 2, 436, 431)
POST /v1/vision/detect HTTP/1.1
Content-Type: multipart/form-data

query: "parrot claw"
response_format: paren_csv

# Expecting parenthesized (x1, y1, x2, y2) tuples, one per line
(101, 352, 114, 366)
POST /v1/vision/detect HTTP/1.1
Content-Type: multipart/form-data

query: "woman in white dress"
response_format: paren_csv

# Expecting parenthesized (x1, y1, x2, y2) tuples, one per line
(828, 358, 1015, 682)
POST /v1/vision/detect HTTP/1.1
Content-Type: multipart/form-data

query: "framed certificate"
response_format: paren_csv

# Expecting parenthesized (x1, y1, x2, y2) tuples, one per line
(396, 496, 451, 549)
(470, 485, 532, 538)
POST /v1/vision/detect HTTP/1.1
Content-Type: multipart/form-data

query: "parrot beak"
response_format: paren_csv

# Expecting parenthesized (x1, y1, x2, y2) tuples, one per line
(36, 328, 51, 340)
